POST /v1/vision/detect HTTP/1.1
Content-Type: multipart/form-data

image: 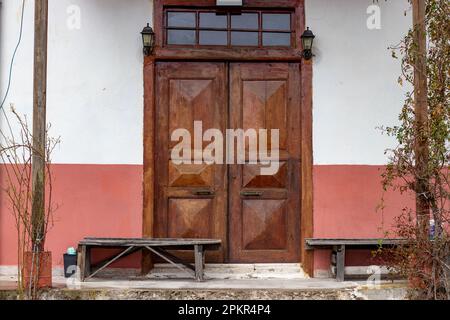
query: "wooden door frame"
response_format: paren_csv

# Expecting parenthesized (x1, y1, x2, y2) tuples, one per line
(142, 0, 313, 275)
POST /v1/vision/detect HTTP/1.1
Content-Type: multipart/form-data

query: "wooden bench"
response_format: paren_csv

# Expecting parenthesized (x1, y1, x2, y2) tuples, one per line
(77, 238, 221, 282)
(305, 238, 406, 282)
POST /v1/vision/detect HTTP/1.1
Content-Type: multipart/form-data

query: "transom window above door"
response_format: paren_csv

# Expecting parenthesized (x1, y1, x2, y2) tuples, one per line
(164, 9, 294, 48)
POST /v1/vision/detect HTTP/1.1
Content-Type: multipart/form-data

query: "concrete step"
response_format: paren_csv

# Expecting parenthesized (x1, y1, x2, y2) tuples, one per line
(148, 263, 309, 280)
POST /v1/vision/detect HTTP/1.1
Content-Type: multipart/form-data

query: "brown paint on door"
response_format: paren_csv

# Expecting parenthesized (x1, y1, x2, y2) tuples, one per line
(229, 63, 301, 262)
(155, 62, 228, 262)
(155, 61, 301, 263)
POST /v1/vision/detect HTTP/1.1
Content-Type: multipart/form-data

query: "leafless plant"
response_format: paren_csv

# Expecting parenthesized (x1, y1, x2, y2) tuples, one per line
(0, 105, 59, 299)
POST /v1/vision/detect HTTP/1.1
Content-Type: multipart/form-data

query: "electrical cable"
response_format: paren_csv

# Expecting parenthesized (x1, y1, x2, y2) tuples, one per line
(0, 0, 26, 111)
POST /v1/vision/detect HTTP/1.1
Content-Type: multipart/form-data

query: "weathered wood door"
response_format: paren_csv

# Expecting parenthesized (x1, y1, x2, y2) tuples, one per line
(155, 62, 228, 262)
(155, 62, 301, 263)
(228, 63, 301, 262)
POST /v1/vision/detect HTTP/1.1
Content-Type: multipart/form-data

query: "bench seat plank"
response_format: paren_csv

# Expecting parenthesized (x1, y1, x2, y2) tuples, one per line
(305, 238, 406, 248)
(80, 238, 221, 248)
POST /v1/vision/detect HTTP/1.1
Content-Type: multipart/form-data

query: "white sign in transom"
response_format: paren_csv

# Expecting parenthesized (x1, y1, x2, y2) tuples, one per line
(216, 0, 243, 6)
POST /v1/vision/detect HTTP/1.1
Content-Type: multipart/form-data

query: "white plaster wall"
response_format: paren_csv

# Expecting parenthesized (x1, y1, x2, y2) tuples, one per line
(306, 0, 412, 165)
(1, 0, 411, 165)
(0, 0, 152, 164)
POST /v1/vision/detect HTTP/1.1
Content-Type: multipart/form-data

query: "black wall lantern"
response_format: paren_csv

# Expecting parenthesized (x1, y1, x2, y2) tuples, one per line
(141, 23, 155, 56)
(301, 27, 315, 60)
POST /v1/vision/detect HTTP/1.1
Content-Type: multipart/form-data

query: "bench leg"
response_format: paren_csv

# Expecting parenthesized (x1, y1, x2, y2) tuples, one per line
(78, 245, 91, 282)
(77, 246, 84, 282)
(194, 245, 205, 282)
(335, 245, 346, 282)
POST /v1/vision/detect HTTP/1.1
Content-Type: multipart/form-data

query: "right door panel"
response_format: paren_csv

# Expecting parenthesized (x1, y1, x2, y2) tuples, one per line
(229, 63, 301, 263)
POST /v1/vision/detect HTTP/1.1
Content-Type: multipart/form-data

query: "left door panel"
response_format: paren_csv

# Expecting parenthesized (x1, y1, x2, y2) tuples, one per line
(155, 62, 227, 262)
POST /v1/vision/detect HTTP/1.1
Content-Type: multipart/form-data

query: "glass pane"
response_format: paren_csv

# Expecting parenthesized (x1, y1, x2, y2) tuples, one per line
(231, 13, 258, 30)
(200, 12, 227, 29)
(167, 30, 196, 45)
(167, 12, 196, 28)
(263, 32, 291, 46)
(231, 31, 258, 46)
(199, 31, 227, 45)
(263, 14, 291, 31)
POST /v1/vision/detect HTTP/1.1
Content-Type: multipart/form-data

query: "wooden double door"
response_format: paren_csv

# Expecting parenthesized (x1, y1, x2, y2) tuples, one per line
(155, 62, 301, 263)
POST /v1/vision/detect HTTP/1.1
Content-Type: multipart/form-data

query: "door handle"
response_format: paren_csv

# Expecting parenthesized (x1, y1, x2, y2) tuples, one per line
(240, 191, 263, 197)
(194, 190, 215, 196)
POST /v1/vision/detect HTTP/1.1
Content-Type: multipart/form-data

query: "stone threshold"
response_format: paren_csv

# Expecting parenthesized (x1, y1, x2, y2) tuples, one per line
(0, 282, 408, 300)
(0, 263, 408, 300)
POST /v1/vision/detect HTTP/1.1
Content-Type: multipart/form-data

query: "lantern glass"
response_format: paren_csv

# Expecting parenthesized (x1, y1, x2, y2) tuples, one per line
(302, 36, 313, 50)
(142, 33, 154, 47)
